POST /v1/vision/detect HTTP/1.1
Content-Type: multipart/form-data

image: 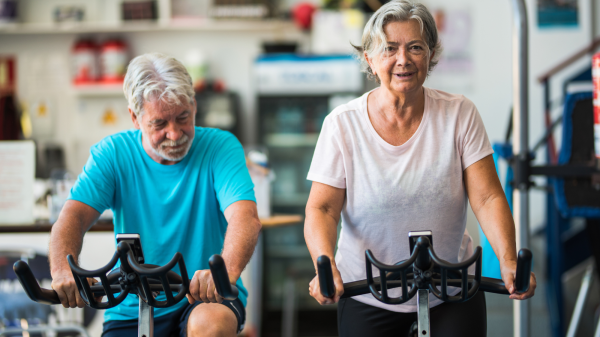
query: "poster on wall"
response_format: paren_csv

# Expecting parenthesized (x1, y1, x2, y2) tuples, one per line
(537, 0, 578, 28)
(0, 141, 35, 225)
(425, 8, 474, 93)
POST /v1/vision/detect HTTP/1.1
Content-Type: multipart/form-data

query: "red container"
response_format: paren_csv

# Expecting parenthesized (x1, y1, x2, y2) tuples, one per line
(72, 40, 98, 84)
(593, 53, 600, 159)
(99, 39, 128, 83)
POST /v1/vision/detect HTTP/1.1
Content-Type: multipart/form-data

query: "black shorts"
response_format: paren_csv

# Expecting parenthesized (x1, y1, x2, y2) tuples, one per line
(101, 299, 245, 337)
(337, 292, 487, 337)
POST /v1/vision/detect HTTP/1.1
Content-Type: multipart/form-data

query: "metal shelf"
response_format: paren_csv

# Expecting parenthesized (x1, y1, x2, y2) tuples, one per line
(71, 84, 124, 97)
(272, 193, 310, 206)
(0, 19, 297, 35)
(265, 133, 319, 147)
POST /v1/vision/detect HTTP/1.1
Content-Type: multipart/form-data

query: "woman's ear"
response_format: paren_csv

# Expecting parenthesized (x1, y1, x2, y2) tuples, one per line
(364, 51, 376, 75)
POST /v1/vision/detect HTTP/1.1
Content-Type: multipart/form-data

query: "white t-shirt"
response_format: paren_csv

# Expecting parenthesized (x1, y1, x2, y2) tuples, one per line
(307, 87, 494, 312)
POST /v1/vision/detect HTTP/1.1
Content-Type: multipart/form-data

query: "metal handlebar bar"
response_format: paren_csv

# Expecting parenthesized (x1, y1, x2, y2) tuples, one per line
(13, 250, 239, 308)
(317, 239, 532, 302)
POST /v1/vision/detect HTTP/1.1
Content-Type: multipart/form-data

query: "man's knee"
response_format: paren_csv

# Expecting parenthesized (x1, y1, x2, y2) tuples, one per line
(187, 303, 237, 337)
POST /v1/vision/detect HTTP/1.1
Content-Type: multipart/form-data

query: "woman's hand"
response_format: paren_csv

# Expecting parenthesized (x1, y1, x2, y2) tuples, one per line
(500, 260, 536, 300)
(309, 262, 344, 305)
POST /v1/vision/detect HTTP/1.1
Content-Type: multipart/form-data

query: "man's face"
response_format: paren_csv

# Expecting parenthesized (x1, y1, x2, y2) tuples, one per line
(130, 98, 196, 165)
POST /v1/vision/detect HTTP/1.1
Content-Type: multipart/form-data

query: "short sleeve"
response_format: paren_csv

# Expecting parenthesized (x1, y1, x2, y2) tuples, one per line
(68, 140, 116, 213)
(211, 132, 256, 213)
(459, 99, 494, 170)
(306, 115, 346, 189)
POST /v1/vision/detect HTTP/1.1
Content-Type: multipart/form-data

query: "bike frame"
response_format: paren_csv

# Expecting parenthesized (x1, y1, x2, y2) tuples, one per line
(318, 231, 532, 337)
(13, 233, 238, 337)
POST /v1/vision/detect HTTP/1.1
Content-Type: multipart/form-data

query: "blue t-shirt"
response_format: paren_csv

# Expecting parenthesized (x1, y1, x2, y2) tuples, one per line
(68, 127, 255, 322)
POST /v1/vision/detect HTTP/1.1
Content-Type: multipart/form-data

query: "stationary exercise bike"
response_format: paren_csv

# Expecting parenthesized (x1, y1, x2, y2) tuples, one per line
(318, 230, 532, 337)
(12, 234, 239, 337)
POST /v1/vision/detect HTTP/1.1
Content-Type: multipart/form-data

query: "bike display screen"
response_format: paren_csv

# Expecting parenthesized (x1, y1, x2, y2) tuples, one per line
(408, 230, 433, 254)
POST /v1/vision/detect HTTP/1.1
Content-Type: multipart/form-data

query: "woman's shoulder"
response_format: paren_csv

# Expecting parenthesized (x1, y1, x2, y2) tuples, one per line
(330, 94, 365, 116)
(425, 87, 477, 113)
(323, 93, 366, 126)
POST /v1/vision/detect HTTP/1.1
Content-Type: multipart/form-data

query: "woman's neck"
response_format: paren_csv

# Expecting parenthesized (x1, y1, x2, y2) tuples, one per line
(366, 86, 426, 147)
(371, 86, 425, 122)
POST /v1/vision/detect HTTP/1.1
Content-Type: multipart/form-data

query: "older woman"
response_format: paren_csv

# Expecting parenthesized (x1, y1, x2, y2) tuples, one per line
(304, 1, 536, 336)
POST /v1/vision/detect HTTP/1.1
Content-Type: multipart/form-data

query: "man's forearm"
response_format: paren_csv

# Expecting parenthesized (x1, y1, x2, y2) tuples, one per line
(221, 203, 262, 282)
(49, 220, 84, 274)
(49, 200, 99, 275)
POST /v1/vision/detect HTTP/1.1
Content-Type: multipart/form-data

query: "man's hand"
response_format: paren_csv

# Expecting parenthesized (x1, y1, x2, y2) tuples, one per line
(308, 261, 344, 305)
(51, 271, 99, 308)
(187, 269, 223, 304)
(501, 260, 536, 300)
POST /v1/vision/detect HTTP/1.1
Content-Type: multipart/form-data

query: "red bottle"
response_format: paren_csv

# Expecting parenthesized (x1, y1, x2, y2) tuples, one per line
(99, 39, 128, 84)
(72, 40, 98, 85)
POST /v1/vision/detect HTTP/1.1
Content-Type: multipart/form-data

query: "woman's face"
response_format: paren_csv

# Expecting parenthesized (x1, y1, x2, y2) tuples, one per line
(366, 20, 434, 97)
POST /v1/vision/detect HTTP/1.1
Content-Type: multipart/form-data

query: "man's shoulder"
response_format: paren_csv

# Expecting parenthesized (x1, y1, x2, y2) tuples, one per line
(193, 127, 239, 151)
(92, 129, 140, 153)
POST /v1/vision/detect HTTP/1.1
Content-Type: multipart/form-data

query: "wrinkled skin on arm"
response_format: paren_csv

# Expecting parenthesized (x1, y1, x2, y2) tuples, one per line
(186, 200, 262, 304)
(49, 200, 102, 308)
(464, 155, 536, 300)
(305, 182, 346, 305)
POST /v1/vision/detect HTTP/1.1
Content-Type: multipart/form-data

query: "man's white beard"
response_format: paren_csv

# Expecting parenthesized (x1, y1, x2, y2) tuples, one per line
(148, 132, 194, 162)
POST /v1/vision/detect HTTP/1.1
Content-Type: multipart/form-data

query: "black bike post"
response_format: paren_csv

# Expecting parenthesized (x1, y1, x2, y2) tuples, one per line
(115, 234, 154, 337)
(414, 235, 433, 336)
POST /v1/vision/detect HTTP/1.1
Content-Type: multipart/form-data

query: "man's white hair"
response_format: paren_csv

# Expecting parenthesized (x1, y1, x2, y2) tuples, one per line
(123, 52, 195, 117)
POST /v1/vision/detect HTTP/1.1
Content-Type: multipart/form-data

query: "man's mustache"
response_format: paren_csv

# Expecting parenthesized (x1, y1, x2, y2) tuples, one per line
(159, 134, 189, 148)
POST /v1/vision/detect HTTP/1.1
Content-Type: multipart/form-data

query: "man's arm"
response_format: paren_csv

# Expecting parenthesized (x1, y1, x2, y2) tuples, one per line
(464, 155, 536, 300)
(187, 200, 261, 304)
(49, 200, 100, 308)
(221, 200, 262, 282)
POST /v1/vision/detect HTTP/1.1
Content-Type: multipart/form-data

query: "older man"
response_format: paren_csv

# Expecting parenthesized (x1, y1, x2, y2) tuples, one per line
(48, 53, 261, 336)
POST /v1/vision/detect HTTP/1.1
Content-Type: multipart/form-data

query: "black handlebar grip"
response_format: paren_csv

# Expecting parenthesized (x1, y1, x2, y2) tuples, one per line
(13, 260, 61, 305)
(208, 254, 239, 301)
(515, 249, 532, 293)
(317, 256, 335, 298)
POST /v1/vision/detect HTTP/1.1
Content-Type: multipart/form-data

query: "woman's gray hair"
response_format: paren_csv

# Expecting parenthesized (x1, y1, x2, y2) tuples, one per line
(354, 0, 442, 82)
(123, 52, 194, 117)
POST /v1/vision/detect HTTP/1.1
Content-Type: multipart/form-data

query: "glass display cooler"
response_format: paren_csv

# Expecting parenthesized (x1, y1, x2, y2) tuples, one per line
(255, 54, 363, 336)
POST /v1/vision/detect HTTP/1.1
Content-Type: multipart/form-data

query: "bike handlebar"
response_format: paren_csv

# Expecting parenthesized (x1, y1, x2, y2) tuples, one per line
(13, 253, 239, 307)
(13, 260, 61, 305)
(317, 248, 532, 299)
(208, 255, 239, 301)
(515, 249, 532, 293)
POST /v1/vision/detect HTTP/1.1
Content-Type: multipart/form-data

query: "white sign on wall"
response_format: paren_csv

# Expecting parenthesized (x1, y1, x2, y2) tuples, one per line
(256, 55, 362, 95)
(0, 141, 35, 225)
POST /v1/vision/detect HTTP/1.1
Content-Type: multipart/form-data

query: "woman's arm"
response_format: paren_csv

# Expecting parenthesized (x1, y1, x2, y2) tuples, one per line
(305, 181, 346, 304)
(463, 155, 536, 300)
